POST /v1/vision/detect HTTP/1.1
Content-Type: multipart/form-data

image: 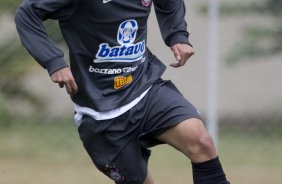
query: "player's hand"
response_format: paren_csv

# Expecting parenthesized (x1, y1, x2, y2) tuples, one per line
(50, 67, 78, 95)
(170, 43, 195, 68)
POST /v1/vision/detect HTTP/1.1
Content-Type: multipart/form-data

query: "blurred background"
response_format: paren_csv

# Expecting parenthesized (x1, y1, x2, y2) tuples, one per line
(0, 0, 281, 183)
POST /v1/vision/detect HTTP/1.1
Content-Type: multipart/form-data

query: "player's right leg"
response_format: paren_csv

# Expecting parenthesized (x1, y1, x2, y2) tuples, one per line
(78, 114, 152, 184)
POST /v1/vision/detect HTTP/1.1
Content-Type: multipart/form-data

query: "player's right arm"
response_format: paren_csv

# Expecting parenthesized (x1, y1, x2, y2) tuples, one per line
(14, 0, 79, 94)
(50, 67, 78, 95)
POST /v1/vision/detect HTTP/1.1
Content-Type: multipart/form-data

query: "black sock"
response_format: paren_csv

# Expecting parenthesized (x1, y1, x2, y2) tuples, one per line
(192, 156, 229, 184)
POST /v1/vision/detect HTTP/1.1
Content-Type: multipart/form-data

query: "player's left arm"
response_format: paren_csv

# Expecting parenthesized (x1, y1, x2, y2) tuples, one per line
(153, 0, 194, 67)
(170, 43, 194, 68)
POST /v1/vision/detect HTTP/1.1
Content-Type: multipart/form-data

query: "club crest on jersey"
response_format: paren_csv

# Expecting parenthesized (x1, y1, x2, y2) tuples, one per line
(141, 0, 151, 7)
(117, 19, 137, 45)
(95, 19, 145, 63)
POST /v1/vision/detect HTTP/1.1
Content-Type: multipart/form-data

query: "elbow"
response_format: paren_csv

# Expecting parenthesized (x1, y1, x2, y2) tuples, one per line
(14, 8, 21, 26)
(14, 1, 34, 26)
(14, 5, 25, 26)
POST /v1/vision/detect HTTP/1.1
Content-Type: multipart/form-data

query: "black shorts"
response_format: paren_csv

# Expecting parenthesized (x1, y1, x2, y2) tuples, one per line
(78, 79, 200, 184)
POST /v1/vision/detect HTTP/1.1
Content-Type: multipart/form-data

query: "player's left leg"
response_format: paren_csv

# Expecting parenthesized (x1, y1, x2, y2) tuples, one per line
(156, 118, 216, 162)
(156, 118, 229, 184)
(143, 171, 154, 184)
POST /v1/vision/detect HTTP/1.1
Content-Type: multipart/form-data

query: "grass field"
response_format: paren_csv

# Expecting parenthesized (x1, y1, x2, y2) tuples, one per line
(0, 121, 281, 184)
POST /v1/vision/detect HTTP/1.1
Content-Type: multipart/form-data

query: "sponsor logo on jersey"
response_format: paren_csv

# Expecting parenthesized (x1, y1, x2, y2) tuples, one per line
(95, 19, 145, 63)
(114, 75, 133, 89)
(141, 0, 152, 7)
(89, 65, 138, 75)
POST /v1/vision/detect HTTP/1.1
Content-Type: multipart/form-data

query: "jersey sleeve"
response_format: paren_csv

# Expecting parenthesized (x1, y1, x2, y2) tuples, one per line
(14, 0, 79, 75)
(153, 0, 191, 47)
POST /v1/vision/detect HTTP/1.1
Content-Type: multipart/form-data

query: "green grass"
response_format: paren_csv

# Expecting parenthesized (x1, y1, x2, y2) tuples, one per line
(219, 132, 282, 167)
(0, 121, 281, 184)
(0, 121, 82, 160)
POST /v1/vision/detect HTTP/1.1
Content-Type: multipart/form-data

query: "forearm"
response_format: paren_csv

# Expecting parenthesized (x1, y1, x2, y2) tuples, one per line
(153, 0, 191, 47)
(14, 0, 76, 75)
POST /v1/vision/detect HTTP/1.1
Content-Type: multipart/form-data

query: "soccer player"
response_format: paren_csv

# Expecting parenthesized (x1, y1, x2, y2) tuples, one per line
(14, 0, 230, 184)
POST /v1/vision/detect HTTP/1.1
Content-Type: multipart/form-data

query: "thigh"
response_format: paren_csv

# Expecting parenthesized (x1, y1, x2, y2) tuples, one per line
(156, 118, 217, 162)
(78, 115, 150, 184)
(156, 118, 206, 152)
(138, 80, 201, 148)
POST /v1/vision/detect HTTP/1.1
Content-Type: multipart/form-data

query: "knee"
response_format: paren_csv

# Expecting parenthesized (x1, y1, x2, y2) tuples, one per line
(189, 133, 216, 162)
(182, 120, 217, 161)
(194, 132, 215, 154)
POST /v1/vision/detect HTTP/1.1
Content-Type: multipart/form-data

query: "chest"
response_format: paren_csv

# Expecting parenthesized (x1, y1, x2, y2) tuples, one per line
(77, 0, 153, 21)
